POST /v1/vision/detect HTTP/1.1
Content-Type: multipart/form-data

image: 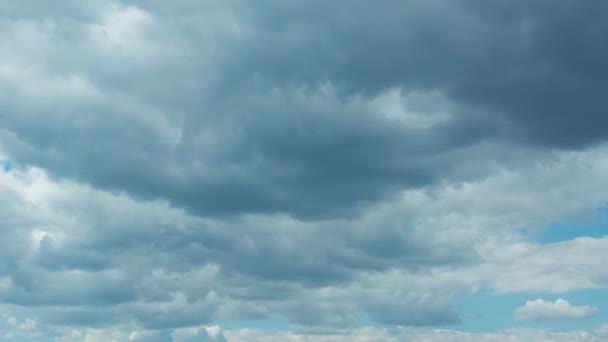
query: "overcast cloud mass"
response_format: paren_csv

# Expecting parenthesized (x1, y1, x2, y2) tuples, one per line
(1, 0, 608, 341)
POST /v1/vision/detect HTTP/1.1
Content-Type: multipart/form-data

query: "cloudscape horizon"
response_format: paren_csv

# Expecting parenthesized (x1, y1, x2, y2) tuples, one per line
(1, 1, 608, 341)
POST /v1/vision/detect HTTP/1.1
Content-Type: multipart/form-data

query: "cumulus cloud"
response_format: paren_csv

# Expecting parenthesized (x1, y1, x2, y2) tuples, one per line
(515, 299, 598, 322)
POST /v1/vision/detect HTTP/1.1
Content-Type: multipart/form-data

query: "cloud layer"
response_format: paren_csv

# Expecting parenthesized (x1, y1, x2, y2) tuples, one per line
(1, 0, 608, 340)
(226, 325, 608, 342)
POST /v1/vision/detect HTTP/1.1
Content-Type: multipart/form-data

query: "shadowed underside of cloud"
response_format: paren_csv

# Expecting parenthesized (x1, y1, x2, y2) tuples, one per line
(1, 0, 608, 339)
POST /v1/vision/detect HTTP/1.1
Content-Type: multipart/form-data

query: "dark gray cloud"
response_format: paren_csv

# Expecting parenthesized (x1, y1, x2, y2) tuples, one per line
(224, 0, 608, 147)
(3, 0, 606, 221)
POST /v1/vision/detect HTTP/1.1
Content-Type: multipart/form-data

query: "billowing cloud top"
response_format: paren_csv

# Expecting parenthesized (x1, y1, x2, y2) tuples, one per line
(1, 0, 608, 341)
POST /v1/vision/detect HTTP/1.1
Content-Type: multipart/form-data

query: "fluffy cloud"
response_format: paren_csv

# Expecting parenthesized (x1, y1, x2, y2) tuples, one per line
(515, 299, 598, 322)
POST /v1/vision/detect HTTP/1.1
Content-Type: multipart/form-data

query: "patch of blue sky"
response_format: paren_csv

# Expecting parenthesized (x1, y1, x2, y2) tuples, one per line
(533, 207, 608, 243)
(1, 159, 11, 173)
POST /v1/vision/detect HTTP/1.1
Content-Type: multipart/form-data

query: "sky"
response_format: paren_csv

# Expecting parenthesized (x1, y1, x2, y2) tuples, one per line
(1, 0, 608, 341)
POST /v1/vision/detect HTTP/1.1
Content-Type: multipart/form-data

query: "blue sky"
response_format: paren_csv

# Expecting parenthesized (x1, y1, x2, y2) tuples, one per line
(536, 211, 608, 244)
(2, 1, 608, 341)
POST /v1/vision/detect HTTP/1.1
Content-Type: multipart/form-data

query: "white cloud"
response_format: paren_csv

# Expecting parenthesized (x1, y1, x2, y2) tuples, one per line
(515, 298, 598, 322)
(475, 236, 608, 293)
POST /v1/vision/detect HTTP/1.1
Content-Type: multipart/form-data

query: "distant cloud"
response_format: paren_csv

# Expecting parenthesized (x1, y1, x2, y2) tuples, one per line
(224, 325, 608, 342)
(172, 325, 227, 342)
(515, 298, 598, 321)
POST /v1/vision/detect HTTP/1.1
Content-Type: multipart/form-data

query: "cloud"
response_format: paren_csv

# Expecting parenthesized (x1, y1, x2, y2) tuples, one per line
(473, 236, 608, 294)
(0, 158, 472, 331)
(515, 299, 598, 322)
(226, 0, 608, 148)
(3, 316, 40, 339)
(1, 141, 608, 332)
(3, 0, 608, 221)
(53, 325, 226, 342)
(172, 325, 227, 342)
